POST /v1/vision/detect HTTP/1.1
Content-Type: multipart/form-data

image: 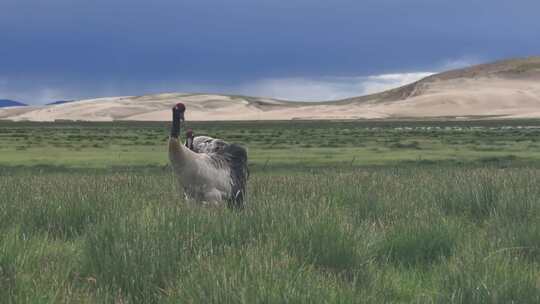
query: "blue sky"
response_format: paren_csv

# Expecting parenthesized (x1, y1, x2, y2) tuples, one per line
(1, 0, 539, 104)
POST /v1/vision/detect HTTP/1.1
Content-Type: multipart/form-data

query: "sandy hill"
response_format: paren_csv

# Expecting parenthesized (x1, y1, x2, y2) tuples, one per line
(1, 56, 540, 121)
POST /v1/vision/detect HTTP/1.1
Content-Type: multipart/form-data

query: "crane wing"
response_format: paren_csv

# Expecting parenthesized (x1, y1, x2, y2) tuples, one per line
(191, 136, 228, 154)
(191, 135, 249, 208)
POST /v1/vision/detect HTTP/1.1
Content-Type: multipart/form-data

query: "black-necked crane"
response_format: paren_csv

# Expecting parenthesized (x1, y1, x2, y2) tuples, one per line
(168, 103, 248, 209)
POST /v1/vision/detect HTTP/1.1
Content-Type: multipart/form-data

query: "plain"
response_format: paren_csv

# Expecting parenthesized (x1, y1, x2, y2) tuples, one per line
(1, 120, 540, 303)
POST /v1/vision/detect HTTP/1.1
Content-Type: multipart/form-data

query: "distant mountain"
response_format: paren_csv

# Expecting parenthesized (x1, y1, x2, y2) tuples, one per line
(0, 99, 27, 108)
(47, 100, 75, 105)
(1, 56, 540, 121)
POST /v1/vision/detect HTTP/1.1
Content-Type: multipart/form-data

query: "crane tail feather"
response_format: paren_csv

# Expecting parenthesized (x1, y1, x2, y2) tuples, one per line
(223, 144, 249, 209)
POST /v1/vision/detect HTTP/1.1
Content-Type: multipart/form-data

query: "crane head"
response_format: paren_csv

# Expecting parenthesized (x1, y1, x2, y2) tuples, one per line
(172, 102, 186, 122)
(186, 128, 194, 138)
(174, 102, 186, 112)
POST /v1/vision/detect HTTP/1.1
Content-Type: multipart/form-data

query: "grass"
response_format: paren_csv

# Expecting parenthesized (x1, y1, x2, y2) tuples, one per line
(1, 120, 540, 303)
(3, 119, 540, 168)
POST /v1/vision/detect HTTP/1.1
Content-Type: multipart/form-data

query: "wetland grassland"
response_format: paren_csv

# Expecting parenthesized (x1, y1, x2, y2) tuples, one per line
(1, 120, 540, 303)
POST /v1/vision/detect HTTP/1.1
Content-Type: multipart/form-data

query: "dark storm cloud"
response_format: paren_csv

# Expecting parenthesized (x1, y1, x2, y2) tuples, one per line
(1, 0, 539, 103)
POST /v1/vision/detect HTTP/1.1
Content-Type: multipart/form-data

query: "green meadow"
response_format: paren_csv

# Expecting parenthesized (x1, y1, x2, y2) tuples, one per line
(3, 119, 540, 168)
(1, 120, 540, 303)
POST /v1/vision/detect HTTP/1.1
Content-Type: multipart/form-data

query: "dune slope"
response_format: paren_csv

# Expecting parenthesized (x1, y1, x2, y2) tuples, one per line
(2, 57, 540, 121)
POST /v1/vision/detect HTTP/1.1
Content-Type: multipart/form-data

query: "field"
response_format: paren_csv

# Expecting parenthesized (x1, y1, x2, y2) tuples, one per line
(1, 120, 540, 303)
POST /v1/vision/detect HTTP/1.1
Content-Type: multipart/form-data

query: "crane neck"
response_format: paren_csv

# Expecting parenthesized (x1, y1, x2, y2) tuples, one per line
(170, 108, 184, 138)
(169, 137, 195, 171)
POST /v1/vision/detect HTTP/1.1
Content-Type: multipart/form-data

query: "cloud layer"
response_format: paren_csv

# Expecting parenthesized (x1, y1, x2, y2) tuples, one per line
(2, 0, 538, 105)
(0, 72, 434, 104)
(0, 56, 483, 104)
(236, 72, 433, 101)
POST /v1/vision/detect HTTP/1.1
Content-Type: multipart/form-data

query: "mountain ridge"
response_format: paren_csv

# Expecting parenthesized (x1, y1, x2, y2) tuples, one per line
(0, 99, 27, 108)
(1, 56, 540, 121)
